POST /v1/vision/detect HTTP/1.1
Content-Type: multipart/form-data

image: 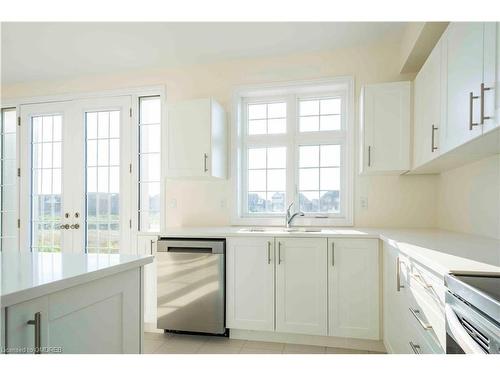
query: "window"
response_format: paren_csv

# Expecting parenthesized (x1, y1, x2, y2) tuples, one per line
(1, 108, 17, 251)
(138, 96, 161, 232)
(234, 78, 353, 226)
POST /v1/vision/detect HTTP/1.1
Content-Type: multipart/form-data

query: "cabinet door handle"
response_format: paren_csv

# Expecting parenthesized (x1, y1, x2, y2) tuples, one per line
(469, 92, 479, 130)
(409, 307, 433, 330)
(150, 239, 155, 255)
(409, 341, 422, 354)
(480, 83, 493, 124)
(278, 242, 282, 265)
(367, 146, 371, 167)
(431, 125, 438, 152)
(203, 153, 208, 172)
(331, 242, 335, 267)
(396, 257, 405, 292)
(267, 241, 271, 264)
(27, 312, 41, 354)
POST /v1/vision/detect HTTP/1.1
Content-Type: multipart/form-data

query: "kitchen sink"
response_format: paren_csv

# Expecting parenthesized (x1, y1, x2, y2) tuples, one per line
(239, 227, 325, 233)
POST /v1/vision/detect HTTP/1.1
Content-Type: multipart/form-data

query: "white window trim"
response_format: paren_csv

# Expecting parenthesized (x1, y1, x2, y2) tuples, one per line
(231, 77, 355, 227)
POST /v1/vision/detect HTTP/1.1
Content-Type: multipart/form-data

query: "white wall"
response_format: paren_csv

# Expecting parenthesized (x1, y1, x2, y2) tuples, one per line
(2, 34, 440, 229)
(437, 155, 500, 239)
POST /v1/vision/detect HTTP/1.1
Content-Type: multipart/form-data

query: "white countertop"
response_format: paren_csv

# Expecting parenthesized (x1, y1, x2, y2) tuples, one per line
(156, 226, 500, 277)
(1, 252, 153, 307)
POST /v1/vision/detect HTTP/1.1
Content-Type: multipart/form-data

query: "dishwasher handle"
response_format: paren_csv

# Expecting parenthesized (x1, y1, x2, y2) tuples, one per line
(157, 239, 225, 254)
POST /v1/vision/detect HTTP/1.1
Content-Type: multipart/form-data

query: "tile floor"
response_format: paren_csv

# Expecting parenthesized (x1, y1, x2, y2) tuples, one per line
(143, 332, 383, 354)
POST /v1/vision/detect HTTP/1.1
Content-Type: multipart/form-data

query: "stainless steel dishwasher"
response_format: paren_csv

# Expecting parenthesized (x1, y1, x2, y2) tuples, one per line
(156, 238, 226, 335)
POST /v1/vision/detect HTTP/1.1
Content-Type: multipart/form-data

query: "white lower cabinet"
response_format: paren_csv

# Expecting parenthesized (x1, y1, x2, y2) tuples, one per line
(226, 236, 380, 340)
(5, 268, 141, 354)
(226, 237, 275, 331)
(328, 238, 380, 340)
(137, 234, 158, 325)
(275, 238, 328, 336)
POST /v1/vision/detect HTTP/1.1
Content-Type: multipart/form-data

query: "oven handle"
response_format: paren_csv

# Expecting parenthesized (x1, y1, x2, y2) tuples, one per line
(445, 305, 485, 354)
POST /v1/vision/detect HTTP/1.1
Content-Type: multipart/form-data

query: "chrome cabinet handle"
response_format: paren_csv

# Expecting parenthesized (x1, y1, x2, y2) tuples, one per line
(396, 257, 405, 292)
(267, 241, 271, 264)
(409, 307, 433, 330)
(59, 224, 70, 230)
(278, 242, 282, 265)
(70, 223, 80, 229)
(411, 273, 433, 290)
(203, 153, 208, 172)
(27, 312, 41, 354)
(431, 125, 438, 152)
(409, 341, 421, 354)
(469, 92, 479, 130)
(367, 146, 371, 167)
(150, 239, 156, 255)
(331, 242, 335, 267)
(480, 83, 493, 124)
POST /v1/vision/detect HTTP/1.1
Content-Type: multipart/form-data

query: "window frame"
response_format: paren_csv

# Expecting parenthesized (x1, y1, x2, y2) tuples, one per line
(231, 78, 354, 226)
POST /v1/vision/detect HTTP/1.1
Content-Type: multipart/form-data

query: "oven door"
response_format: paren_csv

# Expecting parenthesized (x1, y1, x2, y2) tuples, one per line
(445, 292, 489, 354)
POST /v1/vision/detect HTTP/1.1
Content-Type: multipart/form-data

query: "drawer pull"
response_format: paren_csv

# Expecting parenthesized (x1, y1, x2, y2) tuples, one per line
(396, 257, 405, 292)
(411, 273, 433, 290)
(27, 312, 42, 354)
(409, 341, 421, 354)
(409, 307, 433, 330)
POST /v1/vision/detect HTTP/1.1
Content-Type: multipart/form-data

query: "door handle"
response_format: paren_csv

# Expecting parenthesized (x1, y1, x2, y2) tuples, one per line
(278, 242, 282, 264)
(267, 241, 271, 264)
(27, 312, 41, 354)
(203, 153, 208, 172)
(480, 83, 493, 124)
(469, 92, 479, 130)
(331, 242, 335, 267)
(70, 223, 80, 229)
(60, 224, 70, 230)
(431, 125, 438, 152)
(367, 146, 371, 167)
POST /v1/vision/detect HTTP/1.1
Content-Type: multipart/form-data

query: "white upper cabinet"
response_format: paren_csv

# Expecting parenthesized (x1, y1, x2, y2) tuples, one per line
(226, 237, 275, 332)
(360, 81, 411, 174)
(441, 22, 497, 152)
(328, 238, 380, 340)
(413, 39, 443, 168)
(275, 237, 328, 336)
(167, 98, 227, 178)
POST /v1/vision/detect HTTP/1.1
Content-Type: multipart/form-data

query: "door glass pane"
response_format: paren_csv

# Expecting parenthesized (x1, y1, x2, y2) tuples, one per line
(31, 114, 62, 252)
(1, 108, 17, 251)
(85, 110, 120, 254)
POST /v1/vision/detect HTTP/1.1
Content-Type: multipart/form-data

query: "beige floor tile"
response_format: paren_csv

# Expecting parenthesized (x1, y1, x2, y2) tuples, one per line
(326, 347, 372, 354)
(197, 344, 242, 354)
(154, 342, 202, 354)
(243, 340, 285, 351)
(283, 344, 327, 354)
(144, 332, 168, 341)
(143, 339, 165, 354)
(206, 337, 246, 348)
(240, 347, 283, 354)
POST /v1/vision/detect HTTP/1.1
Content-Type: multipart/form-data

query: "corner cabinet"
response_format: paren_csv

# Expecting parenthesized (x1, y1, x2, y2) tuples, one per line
(360, 81, 411, 174)
(328, 238, 380, 340)
(167, 98, 227, 179)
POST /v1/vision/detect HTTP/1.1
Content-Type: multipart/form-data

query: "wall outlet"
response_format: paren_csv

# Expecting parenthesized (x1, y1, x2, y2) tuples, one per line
(360, 196, 368, 209)
(220, 199, 226, 209)
(169, 199, 177, 209)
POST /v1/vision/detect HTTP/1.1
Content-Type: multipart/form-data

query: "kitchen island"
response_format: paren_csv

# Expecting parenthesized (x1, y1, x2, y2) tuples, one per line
(1, 251, 153, 354)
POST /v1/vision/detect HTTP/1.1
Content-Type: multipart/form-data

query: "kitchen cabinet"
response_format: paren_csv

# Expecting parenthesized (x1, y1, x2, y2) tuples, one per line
(137, 234, 158, 326)
(275, 238, 328, 336)
(167, 98, 227, 179)
(328, 238, 380, 340)
(226, 237, 275, 331)
(5, 268, 141, 354)
(413, 38, 443, 168)
(360, 81, 411, 174)
(441, 22, 497, 152)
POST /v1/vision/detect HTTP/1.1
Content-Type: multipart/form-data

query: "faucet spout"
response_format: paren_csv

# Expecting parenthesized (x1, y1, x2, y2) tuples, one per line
(285, 202, 304, 228)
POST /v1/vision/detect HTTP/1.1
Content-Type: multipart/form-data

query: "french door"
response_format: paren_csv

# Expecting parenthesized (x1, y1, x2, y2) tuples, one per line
(19, 96, 132, 253)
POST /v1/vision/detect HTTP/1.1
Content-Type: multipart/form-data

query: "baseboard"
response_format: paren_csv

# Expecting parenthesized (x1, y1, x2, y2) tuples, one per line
(230, 329, 387, 353)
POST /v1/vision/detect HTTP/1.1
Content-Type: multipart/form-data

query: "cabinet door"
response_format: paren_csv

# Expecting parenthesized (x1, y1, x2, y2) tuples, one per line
(328, 238, 380, 340)
(275, 237, 327, 335)
(6, 296, 49, 354)
(362, 82, 411, 174)
(442, 23, 485, 151)
(226, 237, 275, 331)
(413, 40, 442, 168)
(482, 22, 498, 134)
(137, 235, 157, 325)
(167, 98, 211, 177)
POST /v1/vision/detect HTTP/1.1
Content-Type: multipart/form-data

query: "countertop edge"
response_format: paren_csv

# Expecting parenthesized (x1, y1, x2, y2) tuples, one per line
(1, 255, 153, 307)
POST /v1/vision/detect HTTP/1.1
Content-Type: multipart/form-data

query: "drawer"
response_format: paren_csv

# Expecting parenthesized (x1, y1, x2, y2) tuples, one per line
(405, 305, 444, 354)
(410, 260, 446, 307)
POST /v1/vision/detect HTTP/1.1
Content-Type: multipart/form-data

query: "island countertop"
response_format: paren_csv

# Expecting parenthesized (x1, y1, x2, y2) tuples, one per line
(1, 251, 153, 307)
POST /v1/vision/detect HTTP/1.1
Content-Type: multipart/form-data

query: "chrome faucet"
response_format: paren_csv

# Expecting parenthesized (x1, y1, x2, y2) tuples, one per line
(285, 202, 304, 228)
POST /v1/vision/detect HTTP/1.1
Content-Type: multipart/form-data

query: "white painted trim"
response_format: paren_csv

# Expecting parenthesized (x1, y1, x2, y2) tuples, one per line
(229, 329, 386, 352)
(230, 77, 355, 226)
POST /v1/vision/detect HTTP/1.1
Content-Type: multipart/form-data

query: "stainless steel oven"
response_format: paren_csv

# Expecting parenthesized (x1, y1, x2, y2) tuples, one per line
(445, 274, 500, 354)
(156, 238, 226, 335)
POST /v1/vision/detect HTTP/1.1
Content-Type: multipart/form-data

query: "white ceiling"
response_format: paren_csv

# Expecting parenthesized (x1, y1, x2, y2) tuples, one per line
(1, 22, 406, 84)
